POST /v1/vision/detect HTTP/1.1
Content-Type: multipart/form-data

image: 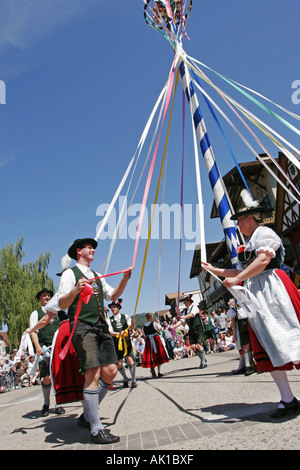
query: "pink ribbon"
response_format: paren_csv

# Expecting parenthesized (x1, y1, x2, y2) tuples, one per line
(131, 60, 176, 269)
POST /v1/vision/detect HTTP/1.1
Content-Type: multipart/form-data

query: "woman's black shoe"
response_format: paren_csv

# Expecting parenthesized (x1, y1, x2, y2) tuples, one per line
(89, 429, 120, 445)
(150, 368, 157, 378)
(270, 397, 300, 418)
(41, 405, 49, 417)
(244, 366, 255, 376)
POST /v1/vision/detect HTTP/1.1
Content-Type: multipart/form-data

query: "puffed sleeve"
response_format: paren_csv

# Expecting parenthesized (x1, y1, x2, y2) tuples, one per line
(247, 226, 281, 258)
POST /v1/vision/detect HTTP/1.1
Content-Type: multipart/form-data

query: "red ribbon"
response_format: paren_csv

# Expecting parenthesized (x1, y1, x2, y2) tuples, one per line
(59, 282, 93, 360)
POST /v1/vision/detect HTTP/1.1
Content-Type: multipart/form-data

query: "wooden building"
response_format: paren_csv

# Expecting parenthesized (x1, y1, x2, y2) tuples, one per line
(190, 152, 300, 310)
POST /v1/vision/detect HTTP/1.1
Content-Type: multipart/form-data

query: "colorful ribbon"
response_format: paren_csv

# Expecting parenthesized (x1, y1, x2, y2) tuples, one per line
(133, 62, 179, 316)
(59, 282, 93, 360)
(116, 327, 129, 356)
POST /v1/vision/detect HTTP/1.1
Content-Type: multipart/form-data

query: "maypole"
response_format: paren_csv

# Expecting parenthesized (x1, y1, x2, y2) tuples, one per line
(144, 0, 241, 267)
(178, 56, 240, 268)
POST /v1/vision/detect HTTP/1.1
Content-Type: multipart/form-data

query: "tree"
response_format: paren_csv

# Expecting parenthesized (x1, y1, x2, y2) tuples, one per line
(0, 236, 54, 349)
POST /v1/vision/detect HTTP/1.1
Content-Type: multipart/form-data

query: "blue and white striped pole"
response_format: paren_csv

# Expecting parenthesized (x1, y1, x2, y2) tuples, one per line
(178, 57, 240, 268)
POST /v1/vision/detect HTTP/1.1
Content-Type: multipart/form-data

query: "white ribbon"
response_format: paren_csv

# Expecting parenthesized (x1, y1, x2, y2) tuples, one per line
(30, 345, 52, 376)
(204, 266, 261, 319)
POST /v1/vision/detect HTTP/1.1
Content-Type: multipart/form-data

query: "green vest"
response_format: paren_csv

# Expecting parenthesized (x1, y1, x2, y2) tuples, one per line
(110, 314, 130, 351)
(110, 314, 127, 333)
(68, 266, 105, 325)
(185, 309, 202, 331)
(37, 308, 60, 346)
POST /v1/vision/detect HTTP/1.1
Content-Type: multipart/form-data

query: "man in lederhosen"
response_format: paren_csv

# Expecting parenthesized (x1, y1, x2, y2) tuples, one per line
(29, 288, 65, 416)
(57, 238, 131, 445)
(174, 295, 208, 369)
(107, 299, 137, 389)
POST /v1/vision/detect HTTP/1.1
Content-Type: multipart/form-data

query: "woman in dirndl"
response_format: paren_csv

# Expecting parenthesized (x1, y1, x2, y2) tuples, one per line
(26, 294, 85, 421)
(203, 190, 300, 419)
(142, 313, 169, 378)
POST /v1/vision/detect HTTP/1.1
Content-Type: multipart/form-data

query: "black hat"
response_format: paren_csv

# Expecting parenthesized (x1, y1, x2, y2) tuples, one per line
(183, 295, 193, 303)
(67, 238, 98, 260)
(198, 299, 207, 310)
(230, 189, 273, 220)
(230, 205, 272, 221)
(36, 288, 54, 301)
(108, 298, 123, 309)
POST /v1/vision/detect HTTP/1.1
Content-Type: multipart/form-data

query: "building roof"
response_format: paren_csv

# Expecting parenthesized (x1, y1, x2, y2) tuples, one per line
(210, 157, 276, 219)
(190, 241, 229, 279)
(0, 332, 9, 347)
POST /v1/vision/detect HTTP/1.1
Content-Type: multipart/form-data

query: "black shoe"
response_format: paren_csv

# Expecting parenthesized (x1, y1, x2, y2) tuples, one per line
(131, 382, 137, 388)
(157, 373, 164, 378)
(199, 362, 207, 369)
(123, 381, 129, 388)
(42, 405, 49, 417)
(244, 367, 255, 376)
(150, 368, 157, 378)
(55, 405, 65, 415)
(270, 397, 300, 419)
(89, 428, 120, 445)
(78, 413, 90, 429)
(232, 368, 245, 375)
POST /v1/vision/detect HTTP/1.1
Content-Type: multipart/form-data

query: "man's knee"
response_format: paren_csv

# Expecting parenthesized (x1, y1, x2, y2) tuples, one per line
(101, 363, 118, 383)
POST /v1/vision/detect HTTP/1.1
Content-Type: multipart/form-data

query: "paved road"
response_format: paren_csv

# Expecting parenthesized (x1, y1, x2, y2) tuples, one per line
(1, 350, 300, 451)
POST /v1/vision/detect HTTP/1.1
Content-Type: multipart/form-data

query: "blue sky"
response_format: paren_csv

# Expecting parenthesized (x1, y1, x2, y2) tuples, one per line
(0, 0, 299, 318)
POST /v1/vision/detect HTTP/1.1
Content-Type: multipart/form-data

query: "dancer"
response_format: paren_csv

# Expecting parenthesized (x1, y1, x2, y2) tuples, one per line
(203, 191, 300, 418)
(142, 313, 169, 377)
(29, 288, 65, 417)
(107, 299, 137, 389)
(57, 237, 131, 444)
(202, 310, 217, 353)
(174, 296, 207, 369)
(227, 298, 255, 376)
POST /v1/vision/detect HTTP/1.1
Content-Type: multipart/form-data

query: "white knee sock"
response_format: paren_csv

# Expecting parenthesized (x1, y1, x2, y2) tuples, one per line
(270, 370, 294, 407)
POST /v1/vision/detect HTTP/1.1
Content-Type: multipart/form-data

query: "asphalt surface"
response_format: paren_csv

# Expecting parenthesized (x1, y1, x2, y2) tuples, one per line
(1, 349, 300, 452)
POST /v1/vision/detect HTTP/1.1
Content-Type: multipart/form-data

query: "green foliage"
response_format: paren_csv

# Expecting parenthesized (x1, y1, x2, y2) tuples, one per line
(0, 236, 54, 349)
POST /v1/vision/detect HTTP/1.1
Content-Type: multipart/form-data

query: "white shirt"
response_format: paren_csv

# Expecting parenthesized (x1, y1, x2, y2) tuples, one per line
(57, 263, 114, 302)
(29, 306, 47, 331)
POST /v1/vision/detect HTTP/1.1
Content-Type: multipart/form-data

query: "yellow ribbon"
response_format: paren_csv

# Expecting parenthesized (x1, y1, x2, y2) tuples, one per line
(116, 328, 129, 356)
(133, 67, 180, 317)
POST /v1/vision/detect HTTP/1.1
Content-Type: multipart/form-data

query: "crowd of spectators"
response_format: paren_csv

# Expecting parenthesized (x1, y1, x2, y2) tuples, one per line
(127, 304, 236, 367)
(1, 304, 236, 392)
(0, 349, 41, 392)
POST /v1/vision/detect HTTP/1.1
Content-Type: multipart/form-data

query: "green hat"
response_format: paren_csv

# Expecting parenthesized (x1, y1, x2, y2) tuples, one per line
(67, 238, 98, 260)
(36, 288, 54, 301)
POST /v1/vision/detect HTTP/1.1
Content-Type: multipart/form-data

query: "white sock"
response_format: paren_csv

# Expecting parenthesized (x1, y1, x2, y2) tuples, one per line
(244, 351, 251, 368)
(270, 370, 294, 407)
